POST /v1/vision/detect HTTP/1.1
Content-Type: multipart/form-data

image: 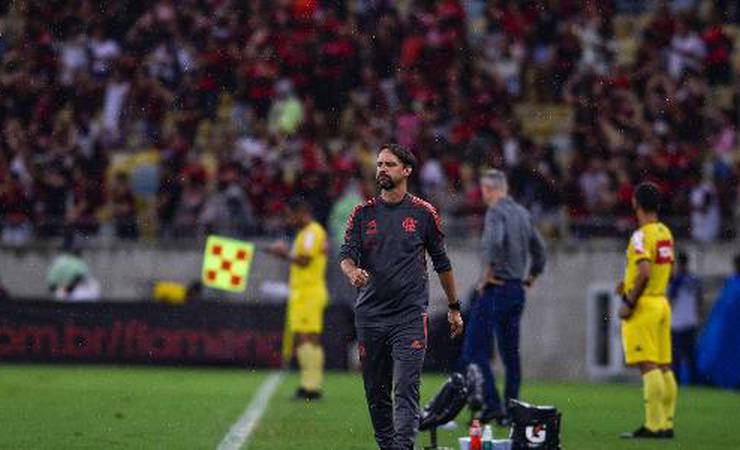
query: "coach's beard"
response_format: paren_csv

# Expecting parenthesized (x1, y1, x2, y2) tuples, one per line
(376, 174, 395, 190)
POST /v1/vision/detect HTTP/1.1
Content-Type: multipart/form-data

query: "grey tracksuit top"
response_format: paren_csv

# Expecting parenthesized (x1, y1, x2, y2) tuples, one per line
(483, 196, 546, 280)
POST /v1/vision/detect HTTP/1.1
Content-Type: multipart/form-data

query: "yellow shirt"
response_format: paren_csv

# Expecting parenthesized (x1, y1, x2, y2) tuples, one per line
(290, 221, 328, 298)
(622, 222, 675, 297)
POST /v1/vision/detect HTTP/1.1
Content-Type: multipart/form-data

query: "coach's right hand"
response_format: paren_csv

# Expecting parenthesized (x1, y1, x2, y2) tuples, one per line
(348, 267, 370, 288)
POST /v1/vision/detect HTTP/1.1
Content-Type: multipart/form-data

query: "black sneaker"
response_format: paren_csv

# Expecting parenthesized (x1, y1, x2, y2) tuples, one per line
(620, 426, 664, 439)
(660, 429, 674, 439)
(302, 389, 323, 401)
(477, 407, 511, 427)
(294, 387, 308, 399)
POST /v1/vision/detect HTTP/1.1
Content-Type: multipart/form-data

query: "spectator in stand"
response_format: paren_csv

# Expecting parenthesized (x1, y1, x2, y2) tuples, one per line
(172, 168, 208, 238)
(0, 172, 32, 244)
(199, 164, 255, 239)
(668, 19, 706, 80)
(109, 172, 139, 240)
(689, 173, 721, 243)
(268, 79, 304, 136)
(35, 166, 69, 238)
(68, 163, 103, 238)
(702, 16, 734, 85)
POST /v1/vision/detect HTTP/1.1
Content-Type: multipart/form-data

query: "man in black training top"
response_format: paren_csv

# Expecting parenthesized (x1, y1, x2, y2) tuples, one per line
(340, 144, 464, 450)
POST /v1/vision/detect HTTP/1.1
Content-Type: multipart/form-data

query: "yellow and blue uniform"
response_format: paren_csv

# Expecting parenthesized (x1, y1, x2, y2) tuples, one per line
(288, 221, 329, 333)
(621, 222, 675, 365)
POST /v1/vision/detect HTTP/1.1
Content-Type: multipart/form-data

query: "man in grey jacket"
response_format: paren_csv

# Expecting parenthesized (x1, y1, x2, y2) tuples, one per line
(460, 169, 546, 424)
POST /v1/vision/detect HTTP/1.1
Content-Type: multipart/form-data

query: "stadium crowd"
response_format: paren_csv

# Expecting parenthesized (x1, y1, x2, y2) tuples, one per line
(0, 0, 738, 245)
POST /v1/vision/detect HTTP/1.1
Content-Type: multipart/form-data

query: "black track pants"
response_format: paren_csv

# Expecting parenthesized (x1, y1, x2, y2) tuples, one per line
(357, 315, 428, 450)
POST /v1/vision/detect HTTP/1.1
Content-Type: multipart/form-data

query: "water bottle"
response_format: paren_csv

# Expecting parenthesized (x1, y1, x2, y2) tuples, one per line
(482, 424, 493, 450)
(469, 419, 482, 450)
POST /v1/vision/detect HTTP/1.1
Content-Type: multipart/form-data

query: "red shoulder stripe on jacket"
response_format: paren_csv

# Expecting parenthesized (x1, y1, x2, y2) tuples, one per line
(343, 198, 377, 242)
(409, 195, 442, 233)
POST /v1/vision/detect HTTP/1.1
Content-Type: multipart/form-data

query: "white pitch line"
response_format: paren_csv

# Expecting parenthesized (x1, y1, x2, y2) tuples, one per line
(217, 371, 284, 450)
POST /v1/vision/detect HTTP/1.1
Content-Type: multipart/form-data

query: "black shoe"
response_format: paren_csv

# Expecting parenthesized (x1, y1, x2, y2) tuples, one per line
(302, 389, 322, 401)
(294, 387, 308, 399)
(477, 407, 510, 427)
(660, 429, 674, 439)
(620, 426, 664, 439)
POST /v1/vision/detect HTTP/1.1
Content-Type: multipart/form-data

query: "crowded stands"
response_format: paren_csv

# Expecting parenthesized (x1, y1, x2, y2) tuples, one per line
(1, 0, 738, 244)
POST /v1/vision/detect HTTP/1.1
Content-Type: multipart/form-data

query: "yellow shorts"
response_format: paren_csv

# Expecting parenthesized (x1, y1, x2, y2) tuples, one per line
(288, 289, 328, 334)
(621, 295, 672, 365)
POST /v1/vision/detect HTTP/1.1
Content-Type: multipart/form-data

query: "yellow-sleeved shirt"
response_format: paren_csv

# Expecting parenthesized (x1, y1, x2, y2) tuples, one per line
(290, 221, 328, 299)
(622, 222, 675, 296)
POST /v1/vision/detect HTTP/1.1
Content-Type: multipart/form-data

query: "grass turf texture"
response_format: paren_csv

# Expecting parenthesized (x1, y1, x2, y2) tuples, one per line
(0, 364, 267, 449)
(2, 365, 738, 450)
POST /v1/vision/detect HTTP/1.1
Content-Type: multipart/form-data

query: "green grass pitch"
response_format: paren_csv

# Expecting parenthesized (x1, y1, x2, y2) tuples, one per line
(1, 365, 738, 449)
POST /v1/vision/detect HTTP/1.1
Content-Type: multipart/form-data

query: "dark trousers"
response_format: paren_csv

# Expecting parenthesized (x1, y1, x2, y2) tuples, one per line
(672, 328, 698, 384)
(357, 315, 427, 450)
(460, 281, 525, 412)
